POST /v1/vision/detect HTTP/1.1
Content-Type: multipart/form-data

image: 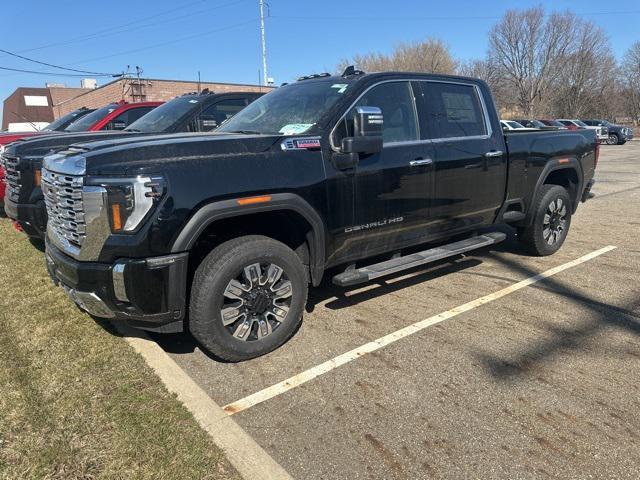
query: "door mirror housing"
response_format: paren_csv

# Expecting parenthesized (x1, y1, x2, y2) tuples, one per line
(340, 106, 383, 154)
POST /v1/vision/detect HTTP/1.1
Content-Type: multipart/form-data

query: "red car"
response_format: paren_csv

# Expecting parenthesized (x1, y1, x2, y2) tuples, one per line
(1, 101, 161, 216)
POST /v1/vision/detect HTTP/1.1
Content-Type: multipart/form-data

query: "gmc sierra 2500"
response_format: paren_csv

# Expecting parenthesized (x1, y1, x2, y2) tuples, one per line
(3, 91, 262, 239)
(43, 69, 598, 361)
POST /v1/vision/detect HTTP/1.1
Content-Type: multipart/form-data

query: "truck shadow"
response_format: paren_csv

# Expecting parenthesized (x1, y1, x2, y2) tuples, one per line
(110, 226, 528, 361)
(472, 252, 640, 382)
(307, 224, 519, 312)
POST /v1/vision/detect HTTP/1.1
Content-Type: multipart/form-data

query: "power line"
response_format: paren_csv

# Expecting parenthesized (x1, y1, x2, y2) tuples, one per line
(0, 65, 119, 77)
(271, 9, 640, 22)
(62, 19, 259, 66)
(0, 48, 118, 76)
(13, 0, 250, 55)
(15, 0, 209, 54)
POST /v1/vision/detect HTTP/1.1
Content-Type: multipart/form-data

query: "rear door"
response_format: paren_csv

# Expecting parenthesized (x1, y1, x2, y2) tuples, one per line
(422, 80, 506, 230)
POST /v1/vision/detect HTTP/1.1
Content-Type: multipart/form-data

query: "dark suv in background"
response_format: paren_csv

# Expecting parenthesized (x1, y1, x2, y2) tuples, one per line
(582, 119, 634, 145)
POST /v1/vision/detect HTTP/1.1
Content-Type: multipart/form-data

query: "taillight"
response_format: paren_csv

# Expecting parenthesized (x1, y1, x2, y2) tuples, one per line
(594, 140, 600, 168)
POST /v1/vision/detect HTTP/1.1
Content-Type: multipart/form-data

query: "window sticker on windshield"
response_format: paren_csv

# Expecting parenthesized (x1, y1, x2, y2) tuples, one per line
(331, 84, 348, 94)
(279, 124, 314, 135)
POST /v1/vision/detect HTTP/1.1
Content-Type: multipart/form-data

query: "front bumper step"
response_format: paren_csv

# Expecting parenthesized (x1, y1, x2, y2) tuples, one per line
(332, 232, 507, 287)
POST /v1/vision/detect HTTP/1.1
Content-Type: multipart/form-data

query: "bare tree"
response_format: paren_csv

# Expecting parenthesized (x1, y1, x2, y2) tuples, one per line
(550, 22, 618, 118)
(488, 7, 578, 116)
(338, 38, 457, 74)
(621, 42, 640, 124)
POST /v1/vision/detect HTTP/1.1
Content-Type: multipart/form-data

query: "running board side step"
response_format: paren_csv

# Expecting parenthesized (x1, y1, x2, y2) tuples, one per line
(332, 232, 506, 287)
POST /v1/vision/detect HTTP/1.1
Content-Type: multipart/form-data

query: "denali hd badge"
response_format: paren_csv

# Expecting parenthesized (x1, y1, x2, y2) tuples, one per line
(345, 217, 404, 233)
(281, 137, 322, 151)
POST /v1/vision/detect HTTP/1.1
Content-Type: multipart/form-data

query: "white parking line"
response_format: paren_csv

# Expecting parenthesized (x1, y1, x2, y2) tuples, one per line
(223, 245, 617, 416)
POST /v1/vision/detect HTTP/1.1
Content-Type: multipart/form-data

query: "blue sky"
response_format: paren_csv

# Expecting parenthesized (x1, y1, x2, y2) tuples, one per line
(2, 0, 639, 121)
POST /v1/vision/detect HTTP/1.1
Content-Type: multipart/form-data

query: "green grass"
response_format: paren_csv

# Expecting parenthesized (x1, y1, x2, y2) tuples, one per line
(0, 220, 240, 480)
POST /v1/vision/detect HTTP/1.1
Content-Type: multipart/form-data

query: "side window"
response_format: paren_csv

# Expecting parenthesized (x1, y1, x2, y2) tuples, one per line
(337, 81, 419, 145)
(103, 107, 154, 130)
(196, 99, 247, 132)
(125, 107, 155, 125)
(425, 82, 487, 139)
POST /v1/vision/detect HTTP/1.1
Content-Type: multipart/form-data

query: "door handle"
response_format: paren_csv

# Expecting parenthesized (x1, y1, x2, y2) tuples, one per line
(409, 158, 433, 167)
(485, 150, 504, 158)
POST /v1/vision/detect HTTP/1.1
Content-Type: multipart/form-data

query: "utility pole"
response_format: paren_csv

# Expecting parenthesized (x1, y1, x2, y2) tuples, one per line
(259, 0, 269, 86)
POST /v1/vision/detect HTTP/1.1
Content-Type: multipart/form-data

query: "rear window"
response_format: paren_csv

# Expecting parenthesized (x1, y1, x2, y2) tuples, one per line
(426, 82, 487, 138)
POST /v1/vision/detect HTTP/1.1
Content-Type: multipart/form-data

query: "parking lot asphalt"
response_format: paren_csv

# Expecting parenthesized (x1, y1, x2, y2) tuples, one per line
(152, 141, 640, 479)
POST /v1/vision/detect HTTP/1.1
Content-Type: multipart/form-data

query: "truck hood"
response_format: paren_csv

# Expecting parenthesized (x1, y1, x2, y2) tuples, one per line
(4, 131, 134, 160)
(66, 132, 283, 176)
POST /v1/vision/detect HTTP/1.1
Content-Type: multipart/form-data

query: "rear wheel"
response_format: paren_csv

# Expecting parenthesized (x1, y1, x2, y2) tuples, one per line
(189, 235, 308, 361)
(606, 133, 619, 145)
(518, 185, 571, 256)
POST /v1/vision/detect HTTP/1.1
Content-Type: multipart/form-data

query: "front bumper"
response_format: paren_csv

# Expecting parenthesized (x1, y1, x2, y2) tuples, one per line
(4, 198, 47, 239)
(45, 240, 189, 332)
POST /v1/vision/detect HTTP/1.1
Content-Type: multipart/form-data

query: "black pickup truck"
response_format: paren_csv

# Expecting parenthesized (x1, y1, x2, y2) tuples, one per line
(42, 70, 598, 361)
(2, 91, 263, 239)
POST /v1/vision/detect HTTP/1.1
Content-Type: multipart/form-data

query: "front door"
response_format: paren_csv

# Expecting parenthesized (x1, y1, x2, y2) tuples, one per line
(329, 81, 435, 263)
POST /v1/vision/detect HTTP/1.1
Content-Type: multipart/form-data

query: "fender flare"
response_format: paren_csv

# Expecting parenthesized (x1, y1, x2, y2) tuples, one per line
(526, 159, 584, 225)
(171, 193, 326, 285)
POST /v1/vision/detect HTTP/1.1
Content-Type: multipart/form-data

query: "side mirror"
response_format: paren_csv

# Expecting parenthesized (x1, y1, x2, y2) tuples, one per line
(341, 106, 383, 154)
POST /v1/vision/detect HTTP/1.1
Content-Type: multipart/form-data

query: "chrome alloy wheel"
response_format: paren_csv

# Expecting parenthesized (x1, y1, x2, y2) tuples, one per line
(543, 198, 567, 246)
(221, 263, 293, 341)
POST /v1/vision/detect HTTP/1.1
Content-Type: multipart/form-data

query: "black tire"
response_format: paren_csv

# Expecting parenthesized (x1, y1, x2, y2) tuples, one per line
(518, 185, 572, 256)
(189, 235, 308, 362)
(607, 133, 619, 145)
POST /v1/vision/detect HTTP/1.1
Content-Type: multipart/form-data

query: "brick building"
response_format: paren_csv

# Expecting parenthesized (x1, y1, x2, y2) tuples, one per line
(2, 86, 88, 131)
(54, 77, 271, 117)
(3, 77, 271, 131)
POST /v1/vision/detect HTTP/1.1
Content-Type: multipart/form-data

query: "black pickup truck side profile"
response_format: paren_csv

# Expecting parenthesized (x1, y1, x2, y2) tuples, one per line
(3, 91, 263, 239)
(42, 70, 598, 361)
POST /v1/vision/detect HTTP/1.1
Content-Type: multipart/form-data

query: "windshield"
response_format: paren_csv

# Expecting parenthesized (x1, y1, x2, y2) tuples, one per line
(217, 79, 349, 135)
(507, 121, 524, 129)
(574, 120, 588, 127)
(44, 109, 93, 131)
(126, 96, 199, 132)
(529, 120, 546, 128)
(64, 104, 118, 132)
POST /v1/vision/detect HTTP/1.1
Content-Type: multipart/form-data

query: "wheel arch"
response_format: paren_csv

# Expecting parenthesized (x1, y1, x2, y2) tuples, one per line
(525, 160, 583, 225)
(171, 193, 326, 286)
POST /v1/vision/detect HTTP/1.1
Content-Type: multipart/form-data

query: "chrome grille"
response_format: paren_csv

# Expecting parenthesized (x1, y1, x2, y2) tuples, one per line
(3, 154, 21, 202)
(42, 168, 86, 247)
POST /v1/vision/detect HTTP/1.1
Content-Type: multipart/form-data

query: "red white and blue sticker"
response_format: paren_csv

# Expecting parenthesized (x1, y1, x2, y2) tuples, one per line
(281, 137, 322, 150)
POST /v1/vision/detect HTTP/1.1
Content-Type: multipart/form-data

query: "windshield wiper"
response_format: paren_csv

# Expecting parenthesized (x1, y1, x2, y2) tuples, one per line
(225, 130, 264, 135)
(125, 128, 142, 132)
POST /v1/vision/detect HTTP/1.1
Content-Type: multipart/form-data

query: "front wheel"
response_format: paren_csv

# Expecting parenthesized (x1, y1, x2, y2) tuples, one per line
(518, 185, 572, 256)
(606, 133, 619, 145)
(189, 235, 308, 362)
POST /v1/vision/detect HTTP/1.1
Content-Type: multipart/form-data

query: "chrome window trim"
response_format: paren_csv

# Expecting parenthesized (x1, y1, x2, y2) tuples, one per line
(329, 78, 494, 152)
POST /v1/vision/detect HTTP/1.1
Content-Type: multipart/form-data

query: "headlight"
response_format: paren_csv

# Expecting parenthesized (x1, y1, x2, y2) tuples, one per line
(89, 176, 164, 233)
